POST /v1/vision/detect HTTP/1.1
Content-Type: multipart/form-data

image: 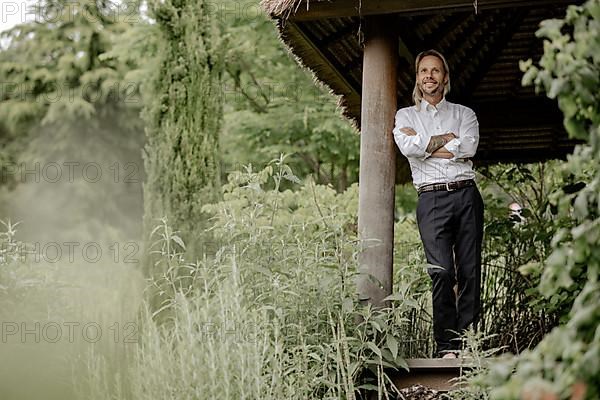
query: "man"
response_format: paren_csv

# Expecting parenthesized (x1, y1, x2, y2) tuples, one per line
(393, 50, 484, 358)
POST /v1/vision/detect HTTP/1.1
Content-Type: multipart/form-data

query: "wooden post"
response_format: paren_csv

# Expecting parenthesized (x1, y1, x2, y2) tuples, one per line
(357, 16, 398, 307)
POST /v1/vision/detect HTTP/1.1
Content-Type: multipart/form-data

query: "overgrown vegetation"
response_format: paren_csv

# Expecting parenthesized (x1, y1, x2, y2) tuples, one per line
(71, 157, 432, 399)
(462, 1, 600, 398)
(476, 162, 576, 353)
(1, 0, 598, 398)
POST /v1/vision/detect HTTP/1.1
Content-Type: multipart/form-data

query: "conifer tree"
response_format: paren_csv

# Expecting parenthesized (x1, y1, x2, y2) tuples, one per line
(144, 0, 224, 262)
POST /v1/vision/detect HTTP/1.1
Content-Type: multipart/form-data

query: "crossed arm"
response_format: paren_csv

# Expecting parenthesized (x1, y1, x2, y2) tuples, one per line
(393, 108, 479, 160)
(398, 127, 456, 159)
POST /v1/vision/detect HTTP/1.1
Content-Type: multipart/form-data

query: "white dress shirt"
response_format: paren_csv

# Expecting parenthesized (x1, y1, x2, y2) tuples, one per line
(393, 98, 479, 189)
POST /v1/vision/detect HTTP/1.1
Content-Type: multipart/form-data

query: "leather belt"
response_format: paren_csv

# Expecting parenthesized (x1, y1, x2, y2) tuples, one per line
(418, 179, 475, 195)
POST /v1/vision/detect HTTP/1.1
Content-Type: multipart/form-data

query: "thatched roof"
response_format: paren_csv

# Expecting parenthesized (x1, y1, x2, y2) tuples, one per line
(262, 0, 302, 18)
(261, 0, 582, 167)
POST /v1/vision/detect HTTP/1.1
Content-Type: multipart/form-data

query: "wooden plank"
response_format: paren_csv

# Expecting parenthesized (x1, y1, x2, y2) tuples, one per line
(406, 358, 477, 369)
(389, 357, 498, 392)
(356, 16, 397, 307)
(390, 358, 481, 392)
(287, 0, 578, 21)
(456, 9, 526, 96)
(392, 370, 460, 391)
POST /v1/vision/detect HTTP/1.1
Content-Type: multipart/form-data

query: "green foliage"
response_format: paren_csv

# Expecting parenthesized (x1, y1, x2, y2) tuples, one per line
(519, 0, 599, 322)
(468, 1, 600, 398)
(0, 0, 144, 137)
(143, 0, 226, 262)
(520, 0, 600, 141)
(116, 158, 432, 399)
(475, 162, 583, 352)
(221, 2, 359, 192)
(0, 0, 146, 240)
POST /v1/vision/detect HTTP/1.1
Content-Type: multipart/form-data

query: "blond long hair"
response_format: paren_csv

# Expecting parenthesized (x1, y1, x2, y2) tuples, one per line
(412, 50, 451, 110)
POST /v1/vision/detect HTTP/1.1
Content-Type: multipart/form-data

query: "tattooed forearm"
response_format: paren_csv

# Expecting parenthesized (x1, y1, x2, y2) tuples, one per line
(426, 133, 455, 154)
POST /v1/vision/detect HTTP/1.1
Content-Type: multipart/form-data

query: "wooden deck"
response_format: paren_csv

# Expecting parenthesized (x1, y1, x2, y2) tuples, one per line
(391, 358, 475, 392)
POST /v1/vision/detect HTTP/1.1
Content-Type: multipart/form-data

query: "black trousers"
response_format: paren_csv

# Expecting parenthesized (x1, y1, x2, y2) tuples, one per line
(416, 185, 484, 355)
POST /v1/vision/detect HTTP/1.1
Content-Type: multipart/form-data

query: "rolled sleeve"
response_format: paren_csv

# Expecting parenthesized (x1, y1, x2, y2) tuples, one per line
(444, 138, 461, 160)
(393, 110, 431, 160)
(443, 107, 479, 161)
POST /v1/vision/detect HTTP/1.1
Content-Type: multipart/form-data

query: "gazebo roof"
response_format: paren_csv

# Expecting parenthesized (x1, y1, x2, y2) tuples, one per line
(262, 0, 582, 165)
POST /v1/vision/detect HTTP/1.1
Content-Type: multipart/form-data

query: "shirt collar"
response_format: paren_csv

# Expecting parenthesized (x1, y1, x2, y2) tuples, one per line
(420, 97, 447, 112)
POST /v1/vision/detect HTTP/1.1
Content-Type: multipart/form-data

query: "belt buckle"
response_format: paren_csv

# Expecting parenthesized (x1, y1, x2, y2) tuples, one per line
(446, 182, 455, 192)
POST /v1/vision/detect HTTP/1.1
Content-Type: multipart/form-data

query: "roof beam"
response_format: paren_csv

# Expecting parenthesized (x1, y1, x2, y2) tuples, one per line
(397, 37, 414, 66)
(289, 22, 362, 95)
(461, 10, 528, 99)
(285, 0, 578, 21)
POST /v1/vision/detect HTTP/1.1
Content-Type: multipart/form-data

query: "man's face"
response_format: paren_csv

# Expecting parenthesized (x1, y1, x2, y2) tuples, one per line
(417, 55, 447, 97)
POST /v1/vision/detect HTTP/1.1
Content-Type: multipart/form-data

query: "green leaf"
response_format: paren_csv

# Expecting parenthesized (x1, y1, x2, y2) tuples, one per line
(396, 357, 409, 372)
(518, 261, 541, 277)
(171, 235, 186, 249)
(342, 297, 354, 313)
(386, 334, 398, 360)
(382, 292, 405, 302)
(573, 192, 588, 218)
(564, 118, 587, 140)
(521, 64, 539, 86)
(548, 78, 566, 98)
(365, 341, 382, 357)
(357, 384, 379, 390)
(559, 96, 578, 119)
(519, 58, 533, 73)
(537, 19, 565, 40)
(425, 263, 444, 272)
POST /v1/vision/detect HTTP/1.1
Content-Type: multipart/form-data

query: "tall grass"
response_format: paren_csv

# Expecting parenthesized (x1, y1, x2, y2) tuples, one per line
(76, 159, 435, 399)
(4, 159, 568, 399)
(131, 247, 354, 399)
(0, 221, 144, 400)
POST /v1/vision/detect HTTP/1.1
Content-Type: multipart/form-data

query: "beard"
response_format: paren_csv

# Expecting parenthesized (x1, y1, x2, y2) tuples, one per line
(420, 80, 445, 96)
